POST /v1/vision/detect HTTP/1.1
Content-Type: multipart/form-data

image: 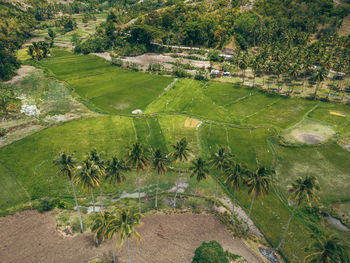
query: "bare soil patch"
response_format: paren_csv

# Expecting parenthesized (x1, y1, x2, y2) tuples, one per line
(123, 53, 209, 70)
(90, 52, 210, 70)
(0, 210, 263, 263)
(283, 120, 335, 145)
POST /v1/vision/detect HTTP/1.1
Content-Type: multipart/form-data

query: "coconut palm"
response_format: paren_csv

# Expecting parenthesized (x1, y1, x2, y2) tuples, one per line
(152, 149, 168, 210)
(89, 149, 106, 212)
(304, 233, 350, 263)
(243, 166, 274, 235)
(75, 159, 101, 215)
(105, 156, 130, 201)
(189, 157, 208, 206)
(105, 208, 142, 263)
(127, 142, 149, 213)
(91, 211, 116, 263)
(225, 162, 247, 223)
(209, 147, 233, 208)
(288, 63, 301, 95)
(53, 152, 84, 233)
(171, 137, 190, 208)
(239, 54, 248, 83)
(250, 57, 261, 88)
(276, 176, 320, 250)
(313, 67, 328, 99)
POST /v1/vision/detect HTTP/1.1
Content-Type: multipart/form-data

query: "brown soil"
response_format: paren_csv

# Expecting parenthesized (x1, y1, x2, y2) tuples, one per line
(123, 53, 210, 70)
(90, 52, 210, 71)
(0, 210, 264, 263)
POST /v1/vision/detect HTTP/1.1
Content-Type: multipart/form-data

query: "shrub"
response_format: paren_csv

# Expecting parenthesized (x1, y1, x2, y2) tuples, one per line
(148, 63, 165, 72)
(192, 240, 229, 263)
(124, 62, 140, 71)
(194, 70, 208, 81)
(172, 65, 190, 78)
(111, 56, 123, 67)
(0, 128, 6, 137)
(207, 50, 220, 62)
(36, 197, 67, 213)
(37, 198, 56, 213)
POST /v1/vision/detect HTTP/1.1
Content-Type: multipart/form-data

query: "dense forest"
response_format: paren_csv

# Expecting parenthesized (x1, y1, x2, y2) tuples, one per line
(1, 0, 350, 81)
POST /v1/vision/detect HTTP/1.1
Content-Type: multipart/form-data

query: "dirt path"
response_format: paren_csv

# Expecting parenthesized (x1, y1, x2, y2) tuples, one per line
(0, 210, 264, 263)
(4, 66, 36, 85)
(220, 196, 265, 239)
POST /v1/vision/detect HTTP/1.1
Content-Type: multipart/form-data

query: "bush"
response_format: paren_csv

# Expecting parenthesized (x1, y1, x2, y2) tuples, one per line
(194, 70, 208, 81)
(207, 50, 220, 62)
(111, 56, 123, 67)
(0, 128, 6, 137)
(172, 65, 191, 78)
(37, 198, 56, 213)
(36, 197, 67, 213)
(124, 62, 140, 71)
(192, 240, 229, 263)
(148, 63, 165, 72)
(75, 37, 111, 54)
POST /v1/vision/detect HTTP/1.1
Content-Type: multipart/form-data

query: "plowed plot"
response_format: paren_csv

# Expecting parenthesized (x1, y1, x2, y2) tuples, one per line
(0, 211, 263, 263)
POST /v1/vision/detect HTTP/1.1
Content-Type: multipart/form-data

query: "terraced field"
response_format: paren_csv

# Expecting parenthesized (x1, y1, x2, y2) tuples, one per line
(1, 50, 350, 262)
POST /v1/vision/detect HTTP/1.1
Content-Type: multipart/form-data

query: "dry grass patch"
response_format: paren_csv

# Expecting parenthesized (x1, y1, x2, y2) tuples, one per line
(330, 111, 346, 117)
(339, 14, 350, 36)
(184, 117, 201, 128)
(283, 119, 335, 145)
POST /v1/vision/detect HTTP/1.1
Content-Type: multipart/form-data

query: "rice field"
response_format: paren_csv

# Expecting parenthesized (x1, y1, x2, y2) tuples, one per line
(1, 50, 350, 262)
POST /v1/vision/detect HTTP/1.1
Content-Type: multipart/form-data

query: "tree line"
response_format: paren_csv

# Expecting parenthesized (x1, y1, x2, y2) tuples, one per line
(53, 138, 349, 263)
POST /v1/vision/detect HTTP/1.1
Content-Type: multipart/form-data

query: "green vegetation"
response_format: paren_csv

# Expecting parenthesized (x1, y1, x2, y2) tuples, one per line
(1, 1, 350, 255)
(38, 50, 173, 114)
(192, 240, 229, 263)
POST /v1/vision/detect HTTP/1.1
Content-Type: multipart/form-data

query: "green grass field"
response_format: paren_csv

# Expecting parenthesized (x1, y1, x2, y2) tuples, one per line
(2, 50, 350, 262)
(39, 50, 174, 114)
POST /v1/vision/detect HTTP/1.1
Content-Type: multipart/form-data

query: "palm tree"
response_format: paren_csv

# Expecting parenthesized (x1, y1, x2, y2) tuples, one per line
(209, 147, 233, 209)
(250, 57, 261, 88)
(288, 63, 301, 95)
(53, 152, 84, 233)
(105, 156, 130, 201)
(75, 159, 101, 215)
(89, 149, 106, 212)
(313, 67, 328, 99)
(106, 208, 142, 263)
(91, 211, 116, 262)
(276, 176, 320, 250)
(243, 166, 274, 235)
(304, 233, 350, 263)
(171, 137, 190, 208)
(239, 55, 248, 84)
(127, 142, 149, 213)
(189, 157, 208, 206)
(152, 149, 168, 210)
(225, 162, 247, 223)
